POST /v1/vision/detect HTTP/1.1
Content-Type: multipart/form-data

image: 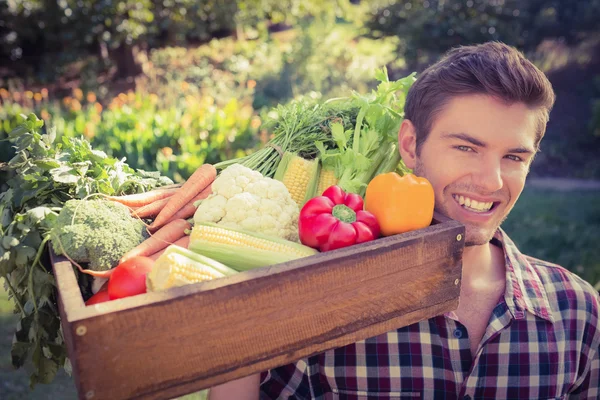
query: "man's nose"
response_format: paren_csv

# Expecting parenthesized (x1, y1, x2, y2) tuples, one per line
(473, 157, 503, 193)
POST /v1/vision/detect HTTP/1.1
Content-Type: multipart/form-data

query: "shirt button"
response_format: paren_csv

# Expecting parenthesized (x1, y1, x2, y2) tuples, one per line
(453, 328, 463, 338)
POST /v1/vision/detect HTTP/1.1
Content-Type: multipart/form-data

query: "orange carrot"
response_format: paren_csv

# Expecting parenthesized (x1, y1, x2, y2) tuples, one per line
(157, 183, 184, 189)
(148, 236, 190, 261)
(120, 219, 191, 263)
(150, 185, 212, 231)
(132, 196, 173, 219)
(150, 164, 216, 230)
(108, 187, 180, 208)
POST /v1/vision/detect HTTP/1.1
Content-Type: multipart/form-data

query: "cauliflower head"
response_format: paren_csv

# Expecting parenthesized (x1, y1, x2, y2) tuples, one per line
(193, 164, 300, 241)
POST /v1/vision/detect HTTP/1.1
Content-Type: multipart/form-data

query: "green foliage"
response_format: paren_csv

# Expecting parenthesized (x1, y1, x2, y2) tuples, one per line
(50, 200, 148, 271)
(252, 22, 403, 109)
(0, 114, 171, 388)
(367, 0, 600, 68)
(316, 68, 416, 195)
(1, 20, 402, 182)
(0, 86, 260, 182)
(0, 0, 367, 79)
(145, 37, 279, 106)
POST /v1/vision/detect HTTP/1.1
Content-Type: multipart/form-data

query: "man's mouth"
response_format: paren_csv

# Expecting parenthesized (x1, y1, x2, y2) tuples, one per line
(452, 194, 498, 213)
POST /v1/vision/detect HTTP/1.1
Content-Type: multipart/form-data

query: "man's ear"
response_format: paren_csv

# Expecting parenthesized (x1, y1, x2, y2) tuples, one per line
(398, 119, 417, 170)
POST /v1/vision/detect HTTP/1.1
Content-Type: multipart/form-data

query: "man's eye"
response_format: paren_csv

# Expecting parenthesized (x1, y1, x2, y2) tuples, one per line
(505, 154, 523, 162)
(455, 145, 474, 152)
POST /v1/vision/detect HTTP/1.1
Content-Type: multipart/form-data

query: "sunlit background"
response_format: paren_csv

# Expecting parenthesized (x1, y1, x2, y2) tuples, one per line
(1, 1, 599, 398)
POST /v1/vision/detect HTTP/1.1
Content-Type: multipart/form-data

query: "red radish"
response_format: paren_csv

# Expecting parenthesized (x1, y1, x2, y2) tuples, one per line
(108, 256, 154, 300)
(120, 218, 191, 263)
(85, 288, 111, 305)
(150, 164, 216, 230)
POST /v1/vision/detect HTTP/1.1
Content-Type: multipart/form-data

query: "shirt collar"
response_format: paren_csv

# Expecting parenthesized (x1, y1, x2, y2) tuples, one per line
(494, 228, 555, 323)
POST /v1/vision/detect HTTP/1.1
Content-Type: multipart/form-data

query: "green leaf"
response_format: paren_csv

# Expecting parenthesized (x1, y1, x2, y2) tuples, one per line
(2, 235, 19, 249)
(49, 166, 79, 184)
(29, 343, 54, 389)
(354, 153, 372, 172)
(71, 161, 91, 177)
(359, 129, 381, 156)
(8, 151, 27, 167)
(331, 122, 347, 150)
(1, 208, 12, 227)
(0, 248, 16, 275)
(11, 341, 30, 369)
(26, 207, 55, 225)
(35, 159, 61, 170)
(24, 300, 34, 314)
(42, 126, 57, 147)
(15, 245, 37, 267)
(374, 66, 389, 83)
(315, 141, 327, 156)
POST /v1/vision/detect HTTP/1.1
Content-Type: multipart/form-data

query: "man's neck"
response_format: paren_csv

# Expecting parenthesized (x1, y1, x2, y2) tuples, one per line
(460, 242, 506, 291)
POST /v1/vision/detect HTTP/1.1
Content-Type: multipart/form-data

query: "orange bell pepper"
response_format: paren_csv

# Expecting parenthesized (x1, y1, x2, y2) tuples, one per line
(364, 172, 435, 236)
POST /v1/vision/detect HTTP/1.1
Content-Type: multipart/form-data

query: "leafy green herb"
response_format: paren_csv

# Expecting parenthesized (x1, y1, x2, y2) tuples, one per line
(0, 113, 173, 388)
(214, 99, 358, 177)
(317, 67, 416, 195)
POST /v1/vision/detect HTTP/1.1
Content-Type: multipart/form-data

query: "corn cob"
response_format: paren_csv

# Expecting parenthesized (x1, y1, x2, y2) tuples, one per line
(316, 165, 338, 196)
(189, 222, 318, 271)
(147, 245, 237, 292)
(273, 152, 321, 207)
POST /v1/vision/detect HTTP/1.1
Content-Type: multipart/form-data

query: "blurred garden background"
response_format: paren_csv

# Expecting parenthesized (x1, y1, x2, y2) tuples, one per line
(1, 0, 600, 398)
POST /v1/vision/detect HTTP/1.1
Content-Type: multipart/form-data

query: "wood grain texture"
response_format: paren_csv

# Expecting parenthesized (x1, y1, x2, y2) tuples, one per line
(52, 219, 464, 400)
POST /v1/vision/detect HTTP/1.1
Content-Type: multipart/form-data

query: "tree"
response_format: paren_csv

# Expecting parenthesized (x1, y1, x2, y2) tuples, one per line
(366, 0, 600, 70)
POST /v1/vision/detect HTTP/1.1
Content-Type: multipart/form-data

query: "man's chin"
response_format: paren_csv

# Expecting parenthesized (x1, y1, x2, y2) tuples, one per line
(463, 226, 497, 247)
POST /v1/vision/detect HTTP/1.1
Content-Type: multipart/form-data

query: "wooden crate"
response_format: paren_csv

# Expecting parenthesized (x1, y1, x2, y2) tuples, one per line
(52, 213, 464, 400)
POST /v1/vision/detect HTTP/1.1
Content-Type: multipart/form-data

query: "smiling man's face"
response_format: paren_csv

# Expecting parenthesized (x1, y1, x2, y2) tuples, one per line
(400, 94, 539, 246)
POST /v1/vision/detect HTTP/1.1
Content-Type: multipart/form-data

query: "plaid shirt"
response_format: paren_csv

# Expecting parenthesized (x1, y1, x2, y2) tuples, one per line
(259, 229, 600, 399)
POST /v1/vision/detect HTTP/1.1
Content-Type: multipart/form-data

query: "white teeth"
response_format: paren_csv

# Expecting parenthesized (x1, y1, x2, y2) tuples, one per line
(453, 195, 493, 212)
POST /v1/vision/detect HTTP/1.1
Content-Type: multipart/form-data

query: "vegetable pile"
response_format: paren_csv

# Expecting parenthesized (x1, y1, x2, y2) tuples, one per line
(0, 68, 439, 387)
(0, 114, 173, 386)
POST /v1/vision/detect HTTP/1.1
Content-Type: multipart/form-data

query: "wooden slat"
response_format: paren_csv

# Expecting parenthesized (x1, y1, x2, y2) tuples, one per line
(50, 252, 87, 397)
(54, 220, 464, 400)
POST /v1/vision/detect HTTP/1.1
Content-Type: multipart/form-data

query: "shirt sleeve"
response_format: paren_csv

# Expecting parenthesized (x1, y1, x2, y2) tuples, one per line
(568, 291, 600, 398)
(259, 358, 311, 399)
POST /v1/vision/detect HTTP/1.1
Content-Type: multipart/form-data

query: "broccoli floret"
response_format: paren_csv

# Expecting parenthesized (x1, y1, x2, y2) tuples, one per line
(50, 199, 148, 271)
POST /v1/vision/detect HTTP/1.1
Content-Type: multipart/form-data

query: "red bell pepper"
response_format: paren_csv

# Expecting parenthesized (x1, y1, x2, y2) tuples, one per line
(298, 185, 380, 252)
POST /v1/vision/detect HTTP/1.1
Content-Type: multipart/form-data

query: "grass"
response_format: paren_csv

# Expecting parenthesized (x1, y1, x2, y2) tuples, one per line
(502, 186, 600, 289)
(0, 185, 598, 398)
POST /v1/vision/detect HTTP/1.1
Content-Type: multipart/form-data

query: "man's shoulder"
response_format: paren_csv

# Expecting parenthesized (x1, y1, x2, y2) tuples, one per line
(524, 254, 599, 317)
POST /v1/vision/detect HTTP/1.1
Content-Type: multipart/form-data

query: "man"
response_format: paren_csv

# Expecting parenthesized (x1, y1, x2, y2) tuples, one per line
(210, 42, 599, 399)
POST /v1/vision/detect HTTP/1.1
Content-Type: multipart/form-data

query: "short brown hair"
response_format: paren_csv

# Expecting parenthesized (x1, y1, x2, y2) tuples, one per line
(404, 41, 556, 153)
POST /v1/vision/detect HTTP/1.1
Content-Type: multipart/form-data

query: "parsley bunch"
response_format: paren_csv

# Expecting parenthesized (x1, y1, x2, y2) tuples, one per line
(0, 113, 173, 387)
